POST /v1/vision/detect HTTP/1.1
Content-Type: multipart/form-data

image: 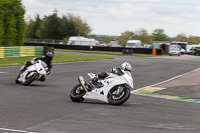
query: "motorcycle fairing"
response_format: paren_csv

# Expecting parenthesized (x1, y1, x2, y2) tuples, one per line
(84, 72, 133, 103)
(17, 60, 47, 84)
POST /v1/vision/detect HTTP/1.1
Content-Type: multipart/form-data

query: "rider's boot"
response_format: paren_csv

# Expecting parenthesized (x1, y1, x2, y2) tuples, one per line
(20, 66, 26, 73)
(92, 77, 98, 84)
(91, 77, 103, 88)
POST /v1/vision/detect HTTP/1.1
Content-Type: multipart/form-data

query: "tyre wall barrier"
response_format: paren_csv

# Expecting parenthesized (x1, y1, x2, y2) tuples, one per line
(24, 42, 162, 55)
(0, 46, 43, 59)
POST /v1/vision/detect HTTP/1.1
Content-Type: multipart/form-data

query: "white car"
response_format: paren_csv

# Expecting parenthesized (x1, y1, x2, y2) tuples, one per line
(169, 45, 181, 56)
(125, 40, 142, 48)
(107, 41, 121, 47)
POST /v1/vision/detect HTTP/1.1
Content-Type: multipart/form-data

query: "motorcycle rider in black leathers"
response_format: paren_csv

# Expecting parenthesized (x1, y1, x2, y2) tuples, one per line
(20, 52, 54, 81)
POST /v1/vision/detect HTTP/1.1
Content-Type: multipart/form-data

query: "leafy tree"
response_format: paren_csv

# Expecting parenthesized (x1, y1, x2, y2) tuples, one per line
(39, 11, 78, 39)
(118, 28, 152, 46)
(25, 10, 90, 40)
(61, 16, 78, 38)
(188, 35, 200, 44)
(32, 14, 42, 38)
(118, 30, 135, 47)
(173, 33, 188, 42)
(39, 10, 62, 39)
(24, 17, 36, 38)
(66, 13, 91, 36)
(14, 0, 25, 45)
(135, 28, 152, 44)
(94, 36, 116, 43)
(0, 1, 4, 46)
(0, 0, 25, 46)
(152, 29, 170, 41)
(173, 33, 200, 44)
(24, 15, 43, 39)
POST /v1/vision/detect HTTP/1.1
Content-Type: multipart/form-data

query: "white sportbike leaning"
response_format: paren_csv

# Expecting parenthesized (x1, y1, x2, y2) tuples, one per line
(15, 60, 48, 85)
(70, 69, 134, 105)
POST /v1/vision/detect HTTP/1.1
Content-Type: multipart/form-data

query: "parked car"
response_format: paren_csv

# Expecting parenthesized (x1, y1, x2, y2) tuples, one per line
(169, 45, 181, 56)
(67, 36, 99, 46)
(107, 41, 121, 47)
(99, 41, 107, 47)
(190, 47, 197, 55)
(171, 41, 187, 54)
(125, 40, 142, 48)
(191, 47, 200, 56)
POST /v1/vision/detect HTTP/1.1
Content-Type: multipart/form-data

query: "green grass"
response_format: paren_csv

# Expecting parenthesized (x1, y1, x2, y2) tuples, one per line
(0, 49, 163, 67)
(52, 53, 113, 63)
(0, 57, 33, 67)
(0, 53, 113, 67)
(55, 49, 160, 57)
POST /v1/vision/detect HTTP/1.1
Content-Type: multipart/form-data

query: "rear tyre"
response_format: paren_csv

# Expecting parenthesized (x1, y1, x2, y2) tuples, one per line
(70, 84, 86, 102)
(108, 86, 131, 105)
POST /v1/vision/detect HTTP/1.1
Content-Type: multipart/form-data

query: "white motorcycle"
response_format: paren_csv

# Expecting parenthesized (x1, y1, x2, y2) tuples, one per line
(15, 60, 48, 85)
(70, 69, 134, 105)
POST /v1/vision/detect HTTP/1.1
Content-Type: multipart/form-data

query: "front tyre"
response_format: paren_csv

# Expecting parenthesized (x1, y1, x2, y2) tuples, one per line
(108, 87, 131, 105)
(23, 72, 38, 86)
(15, 73, 21, 84)
(70, 84, 86, 102)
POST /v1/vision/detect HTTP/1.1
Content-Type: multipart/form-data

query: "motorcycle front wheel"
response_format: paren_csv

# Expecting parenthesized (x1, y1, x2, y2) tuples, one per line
(23, 72, 38, 85)
(70, 84, 86, 102)
(108, 86, 131, 105)
(15, 73, 21, 84)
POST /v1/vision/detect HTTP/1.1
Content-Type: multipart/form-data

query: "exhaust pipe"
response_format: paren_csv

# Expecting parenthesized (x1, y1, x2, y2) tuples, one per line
(78, 76, 88, 92)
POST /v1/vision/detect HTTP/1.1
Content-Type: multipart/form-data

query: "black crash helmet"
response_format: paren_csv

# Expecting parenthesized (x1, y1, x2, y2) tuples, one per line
(46, 52, 54, 59)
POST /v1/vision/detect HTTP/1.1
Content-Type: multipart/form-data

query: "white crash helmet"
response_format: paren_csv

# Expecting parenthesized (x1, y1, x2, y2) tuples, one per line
(121, 62, 132, 72)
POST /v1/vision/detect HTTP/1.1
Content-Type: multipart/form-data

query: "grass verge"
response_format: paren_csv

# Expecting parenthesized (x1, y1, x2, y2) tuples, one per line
(55, 49, 161, 57)
(0, 53, 113, 67)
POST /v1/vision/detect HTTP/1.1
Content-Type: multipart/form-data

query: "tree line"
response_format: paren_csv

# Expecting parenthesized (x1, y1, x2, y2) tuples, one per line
(25, 10, 91, 41)
(1, 0, 200, 47)
(116, 28, 200, 47)
(0, 0, 25, 46)
(23, 9, 200, 46)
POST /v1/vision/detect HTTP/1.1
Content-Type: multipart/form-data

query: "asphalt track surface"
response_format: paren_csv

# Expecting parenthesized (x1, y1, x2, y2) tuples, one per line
(0, 53, 200, 133)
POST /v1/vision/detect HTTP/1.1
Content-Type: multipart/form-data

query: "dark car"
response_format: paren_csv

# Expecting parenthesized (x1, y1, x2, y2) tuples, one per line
(191, 47, 200, 56)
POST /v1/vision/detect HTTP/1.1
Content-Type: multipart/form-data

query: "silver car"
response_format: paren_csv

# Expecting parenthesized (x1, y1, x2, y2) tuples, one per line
(169, 45, 181, 56)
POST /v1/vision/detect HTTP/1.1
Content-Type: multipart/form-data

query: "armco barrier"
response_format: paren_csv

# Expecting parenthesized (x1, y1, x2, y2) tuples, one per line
(0, 47, 5, 58)
(24, 42, 162, 55)
(0, 46, 43, 59)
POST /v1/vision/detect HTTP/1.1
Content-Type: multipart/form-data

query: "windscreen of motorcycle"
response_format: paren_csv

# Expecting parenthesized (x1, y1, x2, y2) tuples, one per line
(123, 71, 134, 89)
(41, 61, 47, 68)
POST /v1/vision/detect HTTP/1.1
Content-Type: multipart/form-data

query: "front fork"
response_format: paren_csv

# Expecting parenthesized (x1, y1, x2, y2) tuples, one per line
(116, 85, 125, 96)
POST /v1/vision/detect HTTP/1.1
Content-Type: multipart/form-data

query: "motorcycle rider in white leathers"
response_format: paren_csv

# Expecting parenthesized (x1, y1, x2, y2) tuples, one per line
(92, 62, 132, 84)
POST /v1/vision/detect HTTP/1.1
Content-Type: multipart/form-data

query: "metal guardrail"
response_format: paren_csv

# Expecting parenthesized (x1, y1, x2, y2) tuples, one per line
(24, 38, 67, 45)
(24, 42, 163, 55)
(0, 46, 43, 58)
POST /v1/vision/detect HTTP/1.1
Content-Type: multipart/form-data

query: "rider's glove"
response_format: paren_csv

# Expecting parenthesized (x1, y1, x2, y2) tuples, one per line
(92, 76, 98, 83)
(30, 60, 35, 64)
(112, 68, 118, 74)
(98, 72, 108, 79)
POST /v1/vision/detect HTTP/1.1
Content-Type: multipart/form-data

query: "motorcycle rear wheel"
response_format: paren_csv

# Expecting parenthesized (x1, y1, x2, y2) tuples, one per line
(70, 84, 86, 102)
(108, 87, 130, 105)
